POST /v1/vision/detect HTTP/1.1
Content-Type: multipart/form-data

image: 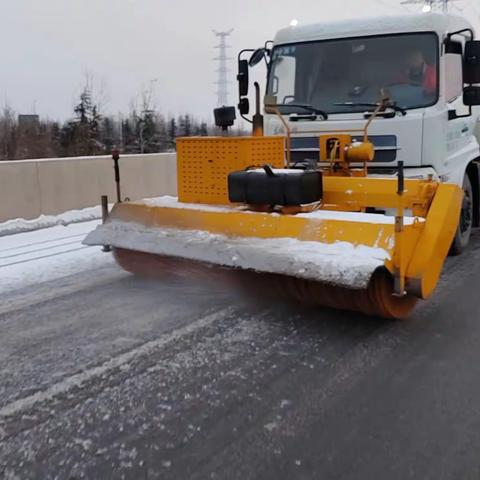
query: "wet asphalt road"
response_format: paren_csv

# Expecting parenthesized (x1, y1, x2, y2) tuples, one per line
(2, 232, 480, 479)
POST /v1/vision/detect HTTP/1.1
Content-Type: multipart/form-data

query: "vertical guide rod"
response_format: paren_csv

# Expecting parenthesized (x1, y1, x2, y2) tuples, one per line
(101, 195, 109, 224)
(112, 149, 122, 203)
(101, 195, 111, 252)
(252, 82, 264, 137)
(267, 105, 292, 167)
(393, 161, 405, 296)
(397, 160, 405, 195)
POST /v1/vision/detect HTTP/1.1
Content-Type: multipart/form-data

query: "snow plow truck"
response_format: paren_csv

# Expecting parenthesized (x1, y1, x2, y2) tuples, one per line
(85, 12, 480, 319)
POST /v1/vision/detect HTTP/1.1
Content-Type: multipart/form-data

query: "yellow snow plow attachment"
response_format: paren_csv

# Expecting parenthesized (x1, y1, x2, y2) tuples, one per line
(84, 135, 462, 319)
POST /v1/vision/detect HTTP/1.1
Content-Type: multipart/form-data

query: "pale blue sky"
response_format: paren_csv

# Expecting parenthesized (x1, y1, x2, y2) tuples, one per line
(0, 0, 477, 121)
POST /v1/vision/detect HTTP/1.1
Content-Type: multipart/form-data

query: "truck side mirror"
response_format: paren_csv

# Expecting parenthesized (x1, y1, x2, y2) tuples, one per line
(238, 97, 250, 115)
(463, 86, 480, 106)
(464, 41, 480, 84)
(237, 60, 249, 97)
(249, 48, 267, 67)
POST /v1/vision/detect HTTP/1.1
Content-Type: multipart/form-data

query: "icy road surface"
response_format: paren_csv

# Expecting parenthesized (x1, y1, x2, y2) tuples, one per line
(2, 221, 480, 479)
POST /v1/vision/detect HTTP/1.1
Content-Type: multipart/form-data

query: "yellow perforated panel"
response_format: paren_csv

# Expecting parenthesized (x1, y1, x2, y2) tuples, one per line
(176, 136, 285, 204)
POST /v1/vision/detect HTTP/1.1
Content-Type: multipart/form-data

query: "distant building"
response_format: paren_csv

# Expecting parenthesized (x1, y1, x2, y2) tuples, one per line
(18, 114, 40, 128)
(18, 114, 40, 136)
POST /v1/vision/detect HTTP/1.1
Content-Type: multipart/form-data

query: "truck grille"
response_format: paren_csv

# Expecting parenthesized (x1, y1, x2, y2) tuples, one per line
(290, 135, 397, 163)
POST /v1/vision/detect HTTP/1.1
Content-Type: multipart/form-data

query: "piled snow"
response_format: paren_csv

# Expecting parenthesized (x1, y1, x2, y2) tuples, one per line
(142, 196, 243, 213)
(0, 220, 113, 295)
(0, 206, 104, 237)
(247, 168, 304, 174)
(297, 210, 421, 225)
(84, 220, 390, 289)
(140, 196, 420, 225)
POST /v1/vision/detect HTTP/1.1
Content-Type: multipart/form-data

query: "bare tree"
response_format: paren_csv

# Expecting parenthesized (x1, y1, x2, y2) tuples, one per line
(130, 80, 160, 153)
(0, 102, 16, 160)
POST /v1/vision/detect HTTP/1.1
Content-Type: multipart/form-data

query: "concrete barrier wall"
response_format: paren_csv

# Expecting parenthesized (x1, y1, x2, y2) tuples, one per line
(0, 153, 177, 222)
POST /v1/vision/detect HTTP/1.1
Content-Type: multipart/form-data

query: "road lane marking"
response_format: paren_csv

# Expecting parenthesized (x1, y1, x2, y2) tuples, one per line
(0, 239, 84, 260)
(0, 267, 125, 316)
(1, 233, 86, 253)
(0, 246, 90, 268)
(0, 307, 233, 419)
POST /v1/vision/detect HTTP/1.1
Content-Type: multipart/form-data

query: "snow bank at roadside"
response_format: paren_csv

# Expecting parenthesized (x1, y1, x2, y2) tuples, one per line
(0, 206, 103, 237)
(0, 220, 110, 295)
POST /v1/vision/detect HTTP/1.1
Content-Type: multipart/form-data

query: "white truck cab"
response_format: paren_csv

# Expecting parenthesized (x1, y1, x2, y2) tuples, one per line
(236, 12, 480, 253)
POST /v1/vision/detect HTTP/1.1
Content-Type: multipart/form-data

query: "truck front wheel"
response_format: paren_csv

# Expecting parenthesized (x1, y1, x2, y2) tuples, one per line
(451, 174, 473, 256)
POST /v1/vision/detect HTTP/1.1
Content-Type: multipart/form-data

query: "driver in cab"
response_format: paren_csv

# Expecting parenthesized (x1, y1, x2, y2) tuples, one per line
(399, 50, 437, 96)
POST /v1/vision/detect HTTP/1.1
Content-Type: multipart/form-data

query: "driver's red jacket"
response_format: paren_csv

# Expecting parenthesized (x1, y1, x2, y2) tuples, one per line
(397, 64, 437, 96)
(422, 64, 437, 95)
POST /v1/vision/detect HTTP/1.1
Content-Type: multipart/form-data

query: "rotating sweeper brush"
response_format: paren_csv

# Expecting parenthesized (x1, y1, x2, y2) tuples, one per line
(84, 105, 463, 319)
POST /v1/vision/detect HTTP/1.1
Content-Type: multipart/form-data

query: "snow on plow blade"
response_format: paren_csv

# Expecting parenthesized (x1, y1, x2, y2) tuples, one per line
(85, 197, 391, 288)
(84, 178, 462, 319)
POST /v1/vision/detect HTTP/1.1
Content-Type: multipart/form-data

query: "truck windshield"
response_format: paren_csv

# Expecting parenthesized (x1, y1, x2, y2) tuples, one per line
(267, 33, 438, 114)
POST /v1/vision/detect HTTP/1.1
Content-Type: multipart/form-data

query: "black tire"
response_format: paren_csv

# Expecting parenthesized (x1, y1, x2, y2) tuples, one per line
(451, 174, 474, 256)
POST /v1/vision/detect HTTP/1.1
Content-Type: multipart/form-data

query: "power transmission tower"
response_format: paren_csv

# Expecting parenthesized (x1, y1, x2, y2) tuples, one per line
(401, 0, 459, 12)
(213, 29, 233, 107)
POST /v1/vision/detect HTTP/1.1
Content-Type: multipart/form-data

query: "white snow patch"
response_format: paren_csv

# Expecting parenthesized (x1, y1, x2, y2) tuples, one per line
(142, 196, 242, 213)
(274, 12, 455, 45)
(84, 220, 391, 289)
(139, 196, 422, 225)
(0, 206, 105, 237)
(298, 210, 421, 225)
(264, 421, 278, 432)
(248, 168, 304, 174)
(0, 220, 113, 294)
(73, 438, 92, 452)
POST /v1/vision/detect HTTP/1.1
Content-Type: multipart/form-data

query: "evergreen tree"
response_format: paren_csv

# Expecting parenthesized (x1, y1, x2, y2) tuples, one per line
(101, 117, 116, 153)
(68, 83, 102, 155)
(167, 118, 177, 150)
(199, 122, 208, 136)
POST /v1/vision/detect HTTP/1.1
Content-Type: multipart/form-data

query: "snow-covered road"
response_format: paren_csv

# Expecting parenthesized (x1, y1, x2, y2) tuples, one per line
(0, 220, 112, 295)
(3, 222, 480, 479)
